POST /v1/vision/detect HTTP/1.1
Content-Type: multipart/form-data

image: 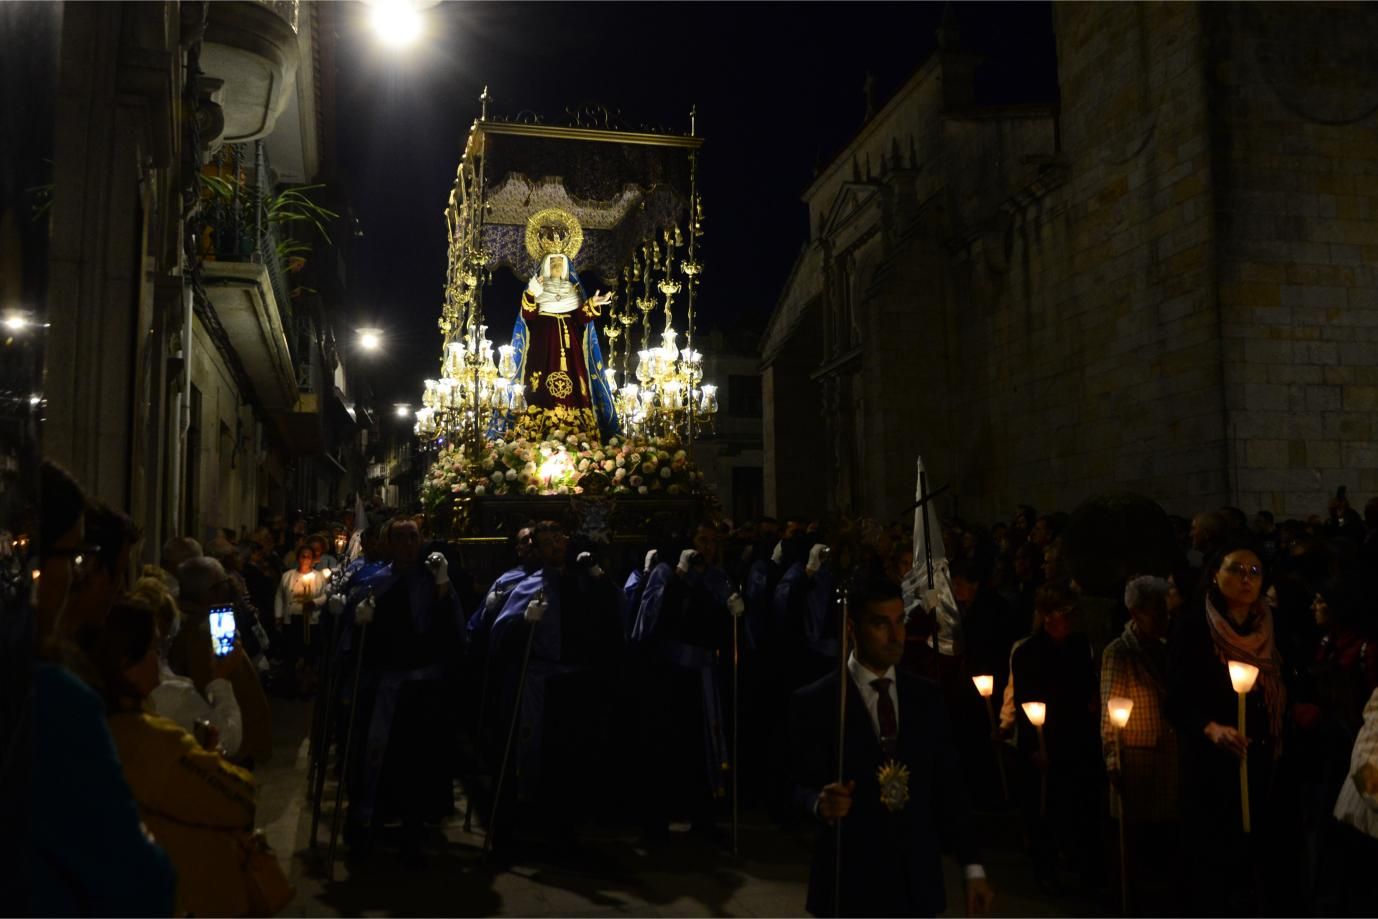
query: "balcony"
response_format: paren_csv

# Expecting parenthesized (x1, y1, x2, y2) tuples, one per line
(367, 462, 387, 483)
(199, 143, 298, 419)
(201, 1, 300, 145)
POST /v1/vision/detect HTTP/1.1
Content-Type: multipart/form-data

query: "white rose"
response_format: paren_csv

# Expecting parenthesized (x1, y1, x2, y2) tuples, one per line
(660, 466, 672, 479)
(475, 485, 486, 496)
(505, 469, 518, 481)
(638, 485, 649, 495)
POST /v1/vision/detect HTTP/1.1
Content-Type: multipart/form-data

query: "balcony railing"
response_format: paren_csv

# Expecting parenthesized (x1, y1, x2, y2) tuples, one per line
(200, 140, 296, 355)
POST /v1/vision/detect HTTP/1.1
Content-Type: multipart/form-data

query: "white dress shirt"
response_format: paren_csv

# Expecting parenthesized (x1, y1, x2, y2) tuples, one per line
(847, 652, 899, 742)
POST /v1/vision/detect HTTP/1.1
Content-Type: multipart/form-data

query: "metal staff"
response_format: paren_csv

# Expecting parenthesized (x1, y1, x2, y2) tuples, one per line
(833, 573, 847, 919)
(483, 589, 544, 857)
(731, 584, 741, 857)
(309, 611, 344, 847)
(326, 602, 371, 881)
(463, 588, 505, 834)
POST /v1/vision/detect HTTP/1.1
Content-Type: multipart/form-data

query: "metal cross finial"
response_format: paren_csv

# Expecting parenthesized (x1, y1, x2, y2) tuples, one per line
(690, 104, 698, 136)
(480, 86, 490, 121)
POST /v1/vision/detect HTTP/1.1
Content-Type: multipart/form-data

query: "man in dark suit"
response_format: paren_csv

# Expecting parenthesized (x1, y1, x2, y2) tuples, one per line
(789, 575, 995, 918)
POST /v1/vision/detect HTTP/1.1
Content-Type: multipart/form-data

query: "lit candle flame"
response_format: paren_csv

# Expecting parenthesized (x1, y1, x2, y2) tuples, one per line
(972, 674, 994, 698)
(1227, 661, 1259, 694)
(1107, 696, 1134, 729)
(1021, 701, 1047, 727)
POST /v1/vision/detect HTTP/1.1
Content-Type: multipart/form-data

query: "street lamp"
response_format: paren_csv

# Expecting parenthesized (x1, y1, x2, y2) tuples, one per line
(394, 403, 412, 419)
(369, 0, 423, 48)
(357, 327, 383, 352)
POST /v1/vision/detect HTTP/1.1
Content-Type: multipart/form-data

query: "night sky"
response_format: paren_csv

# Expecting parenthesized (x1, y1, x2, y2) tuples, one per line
(334, 1, 1058, 408)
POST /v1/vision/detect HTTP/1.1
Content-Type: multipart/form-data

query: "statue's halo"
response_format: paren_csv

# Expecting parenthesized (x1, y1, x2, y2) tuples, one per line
(524, 208, 584, 262)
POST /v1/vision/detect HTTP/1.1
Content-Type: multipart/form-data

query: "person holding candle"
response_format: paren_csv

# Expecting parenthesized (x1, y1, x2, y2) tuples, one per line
(1167, 543, 1297, 914)
(1100, 575, 1181, 914)
(1010, 578, 1103, 895)
(274, 544, 328, 692)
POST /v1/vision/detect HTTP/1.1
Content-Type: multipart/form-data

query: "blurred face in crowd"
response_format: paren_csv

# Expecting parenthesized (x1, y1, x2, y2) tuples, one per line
(1167, 575, 1183, 616)
(64, 542, 132, 637)
(1041, 546, 1060, 582)
(534, 527, 568, 570)
(951, 574, 978, 607)
(514, 526, 534, 561)
(1214, 550, 1263, 609)
(850, 597, 906, 673)
(692, 524, 719, 566)
(389, 521, 423, 568)
(1311, 593, 1331, 629)
(38, 519, 86, 631)
(1131, 597, 1169, 643)
(296, 547, 314, 575)
(1043, 604, 1074, 643)
(1029, 518, 1050, 547)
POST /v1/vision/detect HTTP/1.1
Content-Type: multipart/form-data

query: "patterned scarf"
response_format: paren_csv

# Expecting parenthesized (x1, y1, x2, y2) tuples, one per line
(1205, 595, 1287, 752)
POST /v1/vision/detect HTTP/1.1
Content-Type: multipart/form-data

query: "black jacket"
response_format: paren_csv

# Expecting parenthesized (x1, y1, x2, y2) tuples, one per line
(788, 667, 980, 918)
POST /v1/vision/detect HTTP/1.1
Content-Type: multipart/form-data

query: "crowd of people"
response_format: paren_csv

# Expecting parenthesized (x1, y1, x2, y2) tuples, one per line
(14, 455, 1378, 917)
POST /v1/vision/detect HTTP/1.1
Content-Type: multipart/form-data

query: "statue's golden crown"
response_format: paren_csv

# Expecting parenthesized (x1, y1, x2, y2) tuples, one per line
(524, 208, 583, 261)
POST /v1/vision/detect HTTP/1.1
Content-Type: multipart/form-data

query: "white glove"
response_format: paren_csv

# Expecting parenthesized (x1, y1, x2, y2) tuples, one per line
(485, 588, 506, 614)
(328, 594, 345, 616)
(727, 592, 745, 618)
(770, 541, 784, 565)
(676, 549, 700, 575)
(805, 543, 829, 577)
(426, 551, 449, 586)
(576, 551, 605, 578)
(355, 594, 377, 626)
(524, 592, 548, 623)
(644, 549, 659, 573)
(526, 277, 544, 299)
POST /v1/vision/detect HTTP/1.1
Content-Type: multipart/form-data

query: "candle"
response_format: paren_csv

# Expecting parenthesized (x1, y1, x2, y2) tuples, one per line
(973, 674, 1008, 800)
(1107, 696, 1134, 730)
(1107, 696, 1134, 915)
(1022, 701, 1049, 816)
(1227, 660, 1259, 833)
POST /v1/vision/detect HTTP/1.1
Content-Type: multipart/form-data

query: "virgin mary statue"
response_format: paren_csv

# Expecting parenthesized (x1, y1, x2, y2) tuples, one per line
(509, 209, 619, 442)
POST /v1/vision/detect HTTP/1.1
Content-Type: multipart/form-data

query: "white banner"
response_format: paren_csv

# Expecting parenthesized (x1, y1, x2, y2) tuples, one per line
(899, 455, 960, 656)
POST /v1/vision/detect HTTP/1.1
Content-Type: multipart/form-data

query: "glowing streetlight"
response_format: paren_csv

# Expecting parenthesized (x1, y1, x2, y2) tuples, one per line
(370, 0, 423, 48)
(358, 327, 383, 351)
(394, 403, 412, 419)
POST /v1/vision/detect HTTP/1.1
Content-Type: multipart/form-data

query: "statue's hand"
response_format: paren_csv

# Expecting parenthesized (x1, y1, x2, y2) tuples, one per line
(589, 289, 613, 309)
(526, 277, 544, 298)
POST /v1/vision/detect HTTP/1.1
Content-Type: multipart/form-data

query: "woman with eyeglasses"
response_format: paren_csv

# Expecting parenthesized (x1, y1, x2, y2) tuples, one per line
(1168, 542, 1300, 913)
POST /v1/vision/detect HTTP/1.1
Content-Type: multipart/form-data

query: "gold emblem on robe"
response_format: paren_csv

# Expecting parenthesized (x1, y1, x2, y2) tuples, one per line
(545, 371, 574, 399)
(877, 759, 911, 813)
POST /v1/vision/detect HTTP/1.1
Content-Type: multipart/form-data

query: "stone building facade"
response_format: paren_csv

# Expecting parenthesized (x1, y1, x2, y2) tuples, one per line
(762, 2, 1378, 524)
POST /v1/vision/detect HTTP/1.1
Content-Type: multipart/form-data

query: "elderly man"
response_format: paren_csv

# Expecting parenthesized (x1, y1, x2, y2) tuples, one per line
(1101, 575, 1180, 913)
(175, 556, 273, 766)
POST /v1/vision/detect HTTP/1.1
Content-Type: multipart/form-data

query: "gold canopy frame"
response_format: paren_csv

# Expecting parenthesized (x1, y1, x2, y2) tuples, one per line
(417, 92, 717, 457)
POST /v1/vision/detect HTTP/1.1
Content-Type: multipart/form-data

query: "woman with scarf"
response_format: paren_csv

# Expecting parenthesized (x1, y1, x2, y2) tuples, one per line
(1168, 542, 1300, 914)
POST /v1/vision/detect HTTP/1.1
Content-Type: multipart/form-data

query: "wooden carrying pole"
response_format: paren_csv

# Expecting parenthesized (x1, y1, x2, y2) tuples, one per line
(833, 578, 847, 919)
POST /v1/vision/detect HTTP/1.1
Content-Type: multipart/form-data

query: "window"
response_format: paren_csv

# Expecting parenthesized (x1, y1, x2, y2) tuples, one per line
(728, 374, 762, 417)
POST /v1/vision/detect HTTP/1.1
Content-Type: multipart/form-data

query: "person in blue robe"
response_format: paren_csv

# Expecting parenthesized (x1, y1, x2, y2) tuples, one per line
(773, 533, 840, 692)
(619, 549, 659, 643)
(630, 522, 739, 842)
(342, 517, 463, 862)
(485, 521, 620, 851)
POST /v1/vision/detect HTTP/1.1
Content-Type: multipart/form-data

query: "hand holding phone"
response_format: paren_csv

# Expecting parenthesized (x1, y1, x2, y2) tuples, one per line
(208, 607, 237, 658)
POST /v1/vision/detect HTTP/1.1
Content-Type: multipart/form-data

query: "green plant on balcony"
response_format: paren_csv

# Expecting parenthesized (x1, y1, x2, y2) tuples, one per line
(198, 171, 337, 296)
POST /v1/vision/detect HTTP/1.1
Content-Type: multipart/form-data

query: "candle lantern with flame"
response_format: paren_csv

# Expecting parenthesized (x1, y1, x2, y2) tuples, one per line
(1227, 660, 1260, 833)
(1106, 695, 1135, 915)
(1021, 701, 1049, 816)
(972, 675, 1008, 799)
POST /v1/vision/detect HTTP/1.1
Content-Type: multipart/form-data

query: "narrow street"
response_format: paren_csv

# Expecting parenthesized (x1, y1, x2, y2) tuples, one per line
(259, 700, 1102, 917)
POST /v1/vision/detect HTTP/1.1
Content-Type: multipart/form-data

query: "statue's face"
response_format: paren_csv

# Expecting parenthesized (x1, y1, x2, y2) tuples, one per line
(541, 254, 567, 280)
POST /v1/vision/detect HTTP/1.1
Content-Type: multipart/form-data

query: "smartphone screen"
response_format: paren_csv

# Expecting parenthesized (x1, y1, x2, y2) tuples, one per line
(209, 607, 236, 658)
